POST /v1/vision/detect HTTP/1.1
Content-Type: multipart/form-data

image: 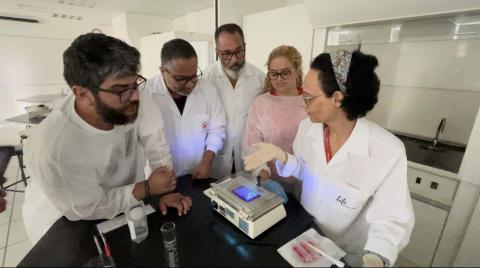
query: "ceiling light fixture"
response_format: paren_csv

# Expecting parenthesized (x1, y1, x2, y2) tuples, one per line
(0, 15, 39, 23)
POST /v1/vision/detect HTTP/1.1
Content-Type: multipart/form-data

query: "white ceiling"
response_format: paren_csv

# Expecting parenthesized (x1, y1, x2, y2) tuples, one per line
(0, 0, 213, 26)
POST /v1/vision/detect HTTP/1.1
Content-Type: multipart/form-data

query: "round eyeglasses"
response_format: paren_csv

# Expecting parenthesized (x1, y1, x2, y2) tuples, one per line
(268, 69, 292, 80)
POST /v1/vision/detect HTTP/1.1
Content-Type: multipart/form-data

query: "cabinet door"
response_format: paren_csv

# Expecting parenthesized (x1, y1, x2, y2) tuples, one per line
(454, 198, 480, 266)
(399, 199, 448, 267)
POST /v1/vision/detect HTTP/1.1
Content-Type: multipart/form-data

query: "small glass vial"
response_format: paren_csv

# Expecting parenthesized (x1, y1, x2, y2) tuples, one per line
(161, 222, 178, 267)
(126, 201, 148, 243)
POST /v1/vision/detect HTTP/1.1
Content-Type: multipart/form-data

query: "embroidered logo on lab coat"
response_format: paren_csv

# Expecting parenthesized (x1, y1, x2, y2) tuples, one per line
(201, 121, 209, 132)
(336, 195, 355, 209)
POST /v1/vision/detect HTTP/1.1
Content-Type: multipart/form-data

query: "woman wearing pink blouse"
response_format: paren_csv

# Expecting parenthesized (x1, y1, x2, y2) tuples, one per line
(243, 45, 307, 200)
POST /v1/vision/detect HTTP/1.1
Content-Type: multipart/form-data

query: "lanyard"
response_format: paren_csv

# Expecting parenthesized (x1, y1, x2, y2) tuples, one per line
(324, 125, 332, 163)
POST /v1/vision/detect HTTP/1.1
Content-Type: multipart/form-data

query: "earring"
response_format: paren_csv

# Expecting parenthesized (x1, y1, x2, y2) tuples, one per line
(296, 77, 302, 88)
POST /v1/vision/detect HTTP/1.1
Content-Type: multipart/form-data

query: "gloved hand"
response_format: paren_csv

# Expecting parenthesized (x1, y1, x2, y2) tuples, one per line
(262, 179, 288, 203)
(244, 143, 287, 171)
(362, 253, 384, 267)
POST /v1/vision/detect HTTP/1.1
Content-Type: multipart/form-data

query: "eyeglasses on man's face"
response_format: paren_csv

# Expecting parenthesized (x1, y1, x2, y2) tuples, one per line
(268, 69, 292, 80)
(163, 67, 202, 86)
(216, 48, 246, 61)
(96, 75, 147, 103)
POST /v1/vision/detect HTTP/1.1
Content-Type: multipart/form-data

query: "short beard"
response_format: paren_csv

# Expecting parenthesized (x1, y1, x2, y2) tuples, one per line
(223, 61, 244, 80)
(228, 60, 245, 72)
(224, 68, 239, 80)
(93, 94, 138, 125)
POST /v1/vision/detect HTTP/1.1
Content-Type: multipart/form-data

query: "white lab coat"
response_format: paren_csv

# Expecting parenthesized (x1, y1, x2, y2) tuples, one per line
(23, 93, 172, 245)
(276, 118, 414, 266)
(204, 61, 264, 179)
(144, 74, 226, 177)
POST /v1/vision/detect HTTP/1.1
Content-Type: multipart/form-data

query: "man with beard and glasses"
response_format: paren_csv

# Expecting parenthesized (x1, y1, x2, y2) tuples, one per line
(143, 38, 226, 179)
(23, 33, 192, 245)
(204, 23, 265, 179)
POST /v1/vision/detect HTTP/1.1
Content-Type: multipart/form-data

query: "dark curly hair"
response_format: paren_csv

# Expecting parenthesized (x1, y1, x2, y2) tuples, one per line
(63, 33, 140, 93)
(310, 50, 380, 120)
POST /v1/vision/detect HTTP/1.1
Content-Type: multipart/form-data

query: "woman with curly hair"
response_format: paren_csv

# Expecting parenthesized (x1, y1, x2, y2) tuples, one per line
(244, 50, 414, 267)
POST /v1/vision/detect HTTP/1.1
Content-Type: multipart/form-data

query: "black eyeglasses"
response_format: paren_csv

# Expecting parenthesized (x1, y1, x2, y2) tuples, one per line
(96, 75, 147, 103)
(216, 49, 245, 61)
(163, 67, 202, 86)
(268, 69, 292, 80)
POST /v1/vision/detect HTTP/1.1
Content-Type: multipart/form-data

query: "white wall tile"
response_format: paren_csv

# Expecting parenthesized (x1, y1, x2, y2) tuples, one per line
(0, 223, 8, 249)
(0, 247, 4, 267)
(366, 85, 396, 127)
(3, 239, 32, 267)
(367, 85, 480, 145)
(13, 192, 24, 204)
(3, 190, 14, 206)
(0, 205, 12, 226)
(363, 39, 480, 91)
(7, 220, 28, 246)
(362, 38, 480, 144)
(10, 202, 23, 223)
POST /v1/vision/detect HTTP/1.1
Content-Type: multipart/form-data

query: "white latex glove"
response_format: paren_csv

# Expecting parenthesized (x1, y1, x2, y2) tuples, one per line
(362, 253, 384, 267)
(243, 143, 287, 171)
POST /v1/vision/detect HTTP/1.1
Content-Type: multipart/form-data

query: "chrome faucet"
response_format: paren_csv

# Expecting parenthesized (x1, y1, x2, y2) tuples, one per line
(432, 118, 446, 147)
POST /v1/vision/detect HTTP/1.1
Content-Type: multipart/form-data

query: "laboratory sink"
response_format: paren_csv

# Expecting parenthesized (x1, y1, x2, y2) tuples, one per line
(393, 133, 466, 173)
(419, 144, 445, 152)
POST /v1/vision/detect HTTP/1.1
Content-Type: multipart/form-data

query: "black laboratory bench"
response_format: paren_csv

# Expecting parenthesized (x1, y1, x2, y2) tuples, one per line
(18, 175, 315, 267)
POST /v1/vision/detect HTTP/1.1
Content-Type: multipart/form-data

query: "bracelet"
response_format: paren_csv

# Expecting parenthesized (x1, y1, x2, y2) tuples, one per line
(144, 180, 151, 204)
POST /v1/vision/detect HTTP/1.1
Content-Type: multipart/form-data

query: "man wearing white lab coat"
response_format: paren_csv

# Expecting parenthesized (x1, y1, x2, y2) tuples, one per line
(23, 33, 192, 245)
(144, 38, 226, 179)
(204, 23, 265, 179)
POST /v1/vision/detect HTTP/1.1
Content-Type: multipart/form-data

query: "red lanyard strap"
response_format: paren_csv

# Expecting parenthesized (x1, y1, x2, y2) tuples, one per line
(324, 126, 332, 163)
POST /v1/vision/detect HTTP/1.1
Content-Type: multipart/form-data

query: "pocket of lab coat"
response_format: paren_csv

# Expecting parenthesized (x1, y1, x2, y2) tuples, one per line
(316, 177, 370, 235)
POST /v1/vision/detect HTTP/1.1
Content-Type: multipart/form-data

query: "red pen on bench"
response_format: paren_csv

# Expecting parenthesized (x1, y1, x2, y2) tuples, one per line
(99, 232, 112, 257)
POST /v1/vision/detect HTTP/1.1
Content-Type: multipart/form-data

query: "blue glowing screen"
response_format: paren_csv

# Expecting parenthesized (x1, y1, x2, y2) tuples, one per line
(232, 186, 260, 202)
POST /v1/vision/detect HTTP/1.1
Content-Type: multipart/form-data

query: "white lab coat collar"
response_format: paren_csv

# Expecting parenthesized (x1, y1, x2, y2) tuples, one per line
(149, 73, 209, 118)
(306, 118, 370, 167)
(149, 73, 181, 118)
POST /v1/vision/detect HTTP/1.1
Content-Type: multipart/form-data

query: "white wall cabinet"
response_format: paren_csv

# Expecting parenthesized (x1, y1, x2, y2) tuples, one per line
(362, 40, 480, 91)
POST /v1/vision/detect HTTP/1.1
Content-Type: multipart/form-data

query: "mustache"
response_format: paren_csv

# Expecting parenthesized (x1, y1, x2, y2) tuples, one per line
(228, 62, 245, 71)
